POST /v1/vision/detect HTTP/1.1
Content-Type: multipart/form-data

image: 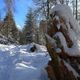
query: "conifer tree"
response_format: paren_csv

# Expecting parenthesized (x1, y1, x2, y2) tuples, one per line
(2, 11, 19, 42)
(18, 31, 24, 44)
(32, 0, 57, 19)
(23, 8, 36, 44)
(4, 0, 15, 12)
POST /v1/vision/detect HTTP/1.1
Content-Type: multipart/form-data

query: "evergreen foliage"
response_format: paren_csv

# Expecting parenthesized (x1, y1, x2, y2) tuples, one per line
(23, 8, 36, 44)
(2, 11, 19, 42)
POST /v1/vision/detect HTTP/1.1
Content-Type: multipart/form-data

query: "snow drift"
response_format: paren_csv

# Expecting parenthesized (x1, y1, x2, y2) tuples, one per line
(0, 43, 50, 80)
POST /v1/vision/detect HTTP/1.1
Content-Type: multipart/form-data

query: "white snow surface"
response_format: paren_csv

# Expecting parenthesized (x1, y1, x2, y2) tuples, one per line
(51, 4, 80, 34)
(56, 0, 61, 4)
(0, 43, 50, 80)
(54, 32, 80, 56)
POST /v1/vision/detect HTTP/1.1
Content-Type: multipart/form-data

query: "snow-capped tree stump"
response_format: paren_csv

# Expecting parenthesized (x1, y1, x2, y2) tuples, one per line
(48, 17, 73, 48)
(45, 36, 77, 80)
(45, 4, 80, 80)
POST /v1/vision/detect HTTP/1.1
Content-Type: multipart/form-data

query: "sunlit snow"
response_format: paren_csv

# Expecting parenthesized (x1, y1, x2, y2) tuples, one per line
(0, 43, 50, 80)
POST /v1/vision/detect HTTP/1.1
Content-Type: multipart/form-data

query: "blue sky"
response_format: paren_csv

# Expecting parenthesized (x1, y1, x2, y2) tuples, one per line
(0, 0, 34, 29)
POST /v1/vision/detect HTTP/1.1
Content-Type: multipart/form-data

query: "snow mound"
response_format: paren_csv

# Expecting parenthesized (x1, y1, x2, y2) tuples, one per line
(0, 43, 50, 80)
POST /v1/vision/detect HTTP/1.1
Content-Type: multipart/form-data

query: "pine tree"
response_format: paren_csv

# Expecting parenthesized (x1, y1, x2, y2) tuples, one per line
(33, 0, 65, 20)
(4, 0, 15, 12)
(2, 11, 19, 42)
(23, 8, 36, 44)
(18, 31, 25, 45)
(32, 0, 53, 20)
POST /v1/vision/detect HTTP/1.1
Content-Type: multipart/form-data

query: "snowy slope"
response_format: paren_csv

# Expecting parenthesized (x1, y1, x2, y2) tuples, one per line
(0, 43, 50, 80)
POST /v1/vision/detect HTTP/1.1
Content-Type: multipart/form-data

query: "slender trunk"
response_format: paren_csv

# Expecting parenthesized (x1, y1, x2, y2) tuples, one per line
(76, 0, 77, 20)
(47, 0, 50, 20)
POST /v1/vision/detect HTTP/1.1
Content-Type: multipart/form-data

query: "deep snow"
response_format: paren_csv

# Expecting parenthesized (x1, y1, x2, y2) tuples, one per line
(0, 43, 50, 80)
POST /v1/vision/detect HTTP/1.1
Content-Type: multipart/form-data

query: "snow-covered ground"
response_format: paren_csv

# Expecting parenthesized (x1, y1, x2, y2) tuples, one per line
(0, 43, 50, 80)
